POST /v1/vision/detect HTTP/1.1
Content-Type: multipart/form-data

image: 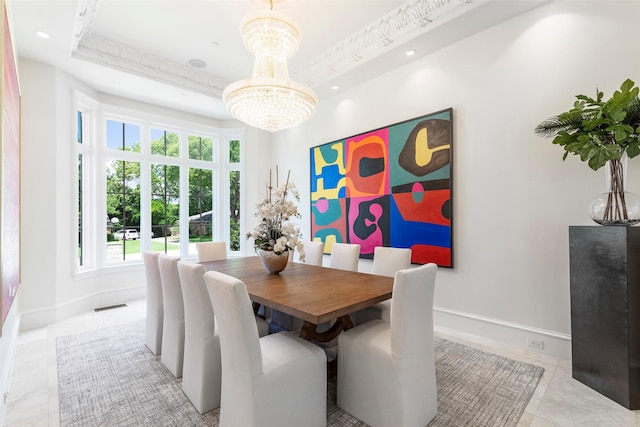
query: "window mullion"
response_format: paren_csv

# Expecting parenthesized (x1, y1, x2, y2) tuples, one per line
(179, 154, 190, 257)
(140, 123, 151, 253)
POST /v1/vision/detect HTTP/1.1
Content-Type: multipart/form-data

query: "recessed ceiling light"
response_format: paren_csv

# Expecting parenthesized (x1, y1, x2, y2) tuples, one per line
(188, 58, 207, 68)
(36, 30, 50, 39)
(406, 49, 416, 56)
(332, 85, 340, 90)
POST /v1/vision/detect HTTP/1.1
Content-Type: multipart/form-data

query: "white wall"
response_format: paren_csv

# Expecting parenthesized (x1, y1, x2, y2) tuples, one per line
(19, 60, 62, 326)
(271, 0, 640, 358)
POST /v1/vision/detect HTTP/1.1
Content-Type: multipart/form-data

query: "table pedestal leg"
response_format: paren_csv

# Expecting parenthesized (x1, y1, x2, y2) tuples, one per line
(252, 302, 266, 320)
(299, 315, 354, 378)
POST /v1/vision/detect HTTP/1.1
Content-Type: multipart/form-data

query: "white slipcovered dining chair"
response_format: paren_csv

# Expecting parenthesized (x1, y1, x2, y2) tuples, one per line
(353, 246, 412, 325)
(177, 260, 268, 414)
(143, 251, 163, 355)
(204, 270, 327, 427)
(158, 254, 185, 378)
(272, 240, 326, 331)
(337, 263, 438, 427)
(296, 240, 325, 265)
(196, 241, 227, 262)
(329, 242, 360, 271)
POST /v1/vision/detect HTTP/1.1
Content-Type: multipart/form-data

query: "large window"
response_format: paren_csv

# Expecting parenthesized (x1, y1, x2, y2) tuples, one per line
(150, 128, 181, 255)
(74, 94, 244, 271)
(76, 99, 98, 269)
(77, 111, 85, 267)
(106, 121, 142, 262)
(228, 139, 241, 251)
(106, 159, 141, 261)
(188, 135, 214, 244)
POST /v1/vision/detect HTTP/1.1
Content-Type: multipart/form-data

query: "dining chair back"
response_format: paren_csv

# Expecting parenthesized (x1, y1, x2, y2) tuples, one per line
(329, 242, 360, 271)
(158, 254, 185, 378)
(353, 246, 412, 325)
(300, 240, 325, 266)
(204, 271, 327, 427)
(176, 260, 222, 414)
(196, 241, 227, 262)
(143, 251, 163, 355)
(372, 246, 412, 276)
(337, 263, 438, 427)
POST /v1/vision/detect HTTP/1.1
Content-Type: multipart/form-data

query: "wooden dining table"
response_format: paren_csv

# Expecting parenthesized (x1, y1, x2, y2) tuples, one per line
(199, 256, 394, 343)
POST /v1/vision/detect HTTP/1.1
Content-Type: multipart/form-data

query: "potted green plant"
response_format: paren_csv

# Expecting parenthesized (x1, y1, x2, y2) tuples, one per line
(535, 78, 640, 225)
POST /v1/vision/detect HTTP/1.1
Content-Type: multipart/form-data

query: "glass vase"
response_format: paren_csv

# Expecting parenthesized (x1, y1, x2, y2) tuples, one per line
(589, 154, 640, 226)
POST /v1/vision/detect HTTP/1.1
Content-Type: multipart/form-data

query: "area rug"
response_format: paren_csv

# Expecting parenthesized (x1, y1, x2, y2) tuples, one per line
(57, 321, 544, 426)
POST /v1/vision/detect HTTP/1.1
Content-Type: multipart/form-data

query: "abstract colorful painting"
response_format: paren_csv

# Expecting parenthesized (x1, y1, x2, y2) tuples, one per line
(2, 1, 21, 329)
(310, 109, 453, 267)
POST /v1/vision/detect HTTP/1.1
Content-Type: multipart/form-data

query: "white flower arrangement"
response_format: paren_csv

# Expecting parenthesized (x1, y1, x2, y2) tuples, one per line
(247, 168, 306, 262)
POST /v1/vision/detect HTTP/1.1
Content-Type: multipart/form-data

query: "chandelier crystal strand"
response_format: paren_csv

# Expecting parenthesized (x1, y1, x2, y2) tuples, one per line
(241, 10, 300, 58)
(223, 8, 318, 133)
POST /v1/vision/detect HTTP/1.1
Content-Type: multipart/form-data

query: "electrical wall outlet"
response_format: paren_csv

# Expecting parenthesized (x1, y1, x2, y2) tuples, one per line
(527, 338, 544, 351)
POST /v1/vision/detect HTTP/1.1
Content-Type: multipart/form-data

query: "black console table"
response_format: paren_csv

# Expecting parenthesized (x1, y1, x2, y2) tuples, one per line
(569, 226, 640, 409)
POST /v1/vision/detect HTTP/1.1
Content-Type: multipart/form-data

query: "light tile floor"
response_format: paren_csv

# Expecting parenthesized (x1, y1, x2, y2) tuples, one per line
(3, 299, 639, 426)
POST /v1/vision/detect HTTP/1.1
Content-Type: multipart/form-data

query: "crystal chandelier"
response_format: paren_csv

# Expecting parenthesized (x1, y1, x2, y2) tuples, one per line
(223, 4, 318, 133)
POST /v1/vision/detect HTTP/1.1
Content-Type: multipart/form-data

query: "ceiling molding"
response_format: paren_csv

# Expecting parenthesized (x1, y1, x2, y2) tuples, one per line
(72, 0, 100, 52)
(71, 0, 228, 97)
(70, 0, 474, 98)
(74, 34, 228, 97)
(291, 0, 472, 86)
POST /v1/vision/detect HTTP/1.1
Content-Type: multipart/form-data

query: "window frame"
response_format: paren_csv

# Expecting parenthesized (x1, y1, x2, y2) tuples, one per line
(224, 135, 244, 255)
(72, 93, 245, 275)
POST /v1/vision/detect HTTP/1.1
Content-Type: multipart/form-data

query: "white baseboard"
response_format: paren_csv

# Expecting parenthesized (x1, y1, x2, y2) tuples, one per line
(19, 286, 145, 330)
(433, 305, 572, 360)
(17, 288, 572, 360)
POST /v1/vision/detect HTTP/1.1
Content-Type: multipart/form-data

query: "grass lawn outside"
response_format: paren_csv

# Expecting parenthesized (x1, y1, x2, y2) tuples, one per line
(100, 237, 223, 260)
(107, 239, 180, 254)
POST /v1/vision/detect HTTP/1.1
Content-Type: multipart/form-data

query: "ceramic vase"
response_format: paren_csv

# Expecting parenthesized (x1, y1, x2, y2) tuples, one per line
(257, 248, 289, 274)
